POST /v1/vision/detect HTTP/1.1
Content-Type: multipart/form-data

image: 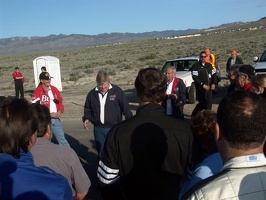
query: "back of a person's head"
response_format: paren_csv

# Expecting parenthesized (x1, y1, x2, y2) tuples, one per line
(135, 67, 167, 103)
(191, 110, 217, 155)
(31, 103, 51, 137)
(217, 90, 266, 149)
(0, 99, 37, 158)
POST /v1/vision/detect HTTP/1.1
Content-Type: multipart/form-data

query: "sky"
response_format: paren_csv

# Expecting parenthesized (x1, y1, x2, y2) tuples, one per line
(0, 0, 265, 39)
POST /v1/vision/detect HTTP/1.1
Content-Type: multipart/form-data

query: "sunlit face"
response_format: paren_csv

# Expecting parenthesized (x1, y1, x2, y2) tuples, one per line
(165, 68, 175, 82)
(200, 53, 207, 63)
(97, 81, 109, 94)
(231, 53, 237, 59)
(252, 85, 264, 94)
(237, 73, 248, 88)
(41, 79, 51, 89)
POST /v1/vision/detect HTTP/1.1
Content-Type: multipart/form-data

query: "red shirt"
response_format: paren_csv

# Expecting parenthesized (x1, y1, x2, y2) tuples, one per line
(31, 84, 64, 113)
(12, 72, 24, 83)
(241, 82, 252, 92)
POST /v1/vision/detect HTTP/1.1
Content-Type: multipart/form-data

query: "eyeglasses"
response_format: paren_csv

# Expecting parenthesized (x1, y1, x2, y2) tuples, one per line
(200, 56, 206, 58)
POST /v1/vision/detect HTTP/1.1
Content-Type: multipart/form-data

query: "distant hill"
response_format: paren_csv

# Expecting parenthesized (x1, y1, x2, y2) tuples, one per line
(0, 17, 265, 56)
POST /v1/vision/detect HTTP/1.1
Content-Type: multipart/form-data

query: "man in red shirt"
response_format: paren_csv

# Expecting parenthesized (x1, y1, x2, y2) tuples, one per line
(12, 67, 24, 98)
(237, 65, 255, 91)
(31, 72, 70, 147)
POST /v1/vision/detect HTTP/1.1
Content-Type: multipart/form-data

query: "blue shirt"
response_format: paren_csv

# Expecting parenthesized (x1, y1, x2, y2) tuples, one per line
(0, 150, 73, 200)
(179, 152, 223, 199)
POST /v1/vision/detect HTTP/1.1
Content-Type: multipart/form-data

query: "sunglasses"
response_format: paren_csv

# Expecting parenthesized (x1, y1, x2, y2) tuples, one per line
(200, 56, 206, 58)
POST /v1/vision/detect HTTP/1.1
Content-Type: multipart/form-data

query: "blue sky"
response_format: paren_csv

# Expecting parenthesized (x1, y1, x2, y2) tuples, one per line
(0, 0, 265, 39)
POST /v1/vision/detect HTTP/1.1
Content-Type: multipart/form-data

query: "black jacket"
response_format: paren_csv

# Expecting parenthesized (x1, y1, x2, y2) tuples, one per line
(98, 103, 193, 200)
(226, 56, 244, 72)
(192, 62, 217, 89)
(82, 84, 132, 128)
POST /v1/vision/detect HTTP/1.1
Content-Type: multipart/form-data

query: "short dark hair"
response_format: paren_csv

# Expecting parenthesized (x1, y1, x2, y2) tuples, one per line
(134, 67, 167, 103)
(200, 51, 206, 56)
(0, 99, 38, 158)
(31, 103, 51, 137)
(217, 90, 266, 149)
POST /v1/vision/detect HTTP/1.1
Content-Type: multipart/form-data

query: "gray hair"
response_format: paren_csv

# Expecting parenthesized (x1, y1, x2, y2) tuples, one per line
(96, 69, 109, 84)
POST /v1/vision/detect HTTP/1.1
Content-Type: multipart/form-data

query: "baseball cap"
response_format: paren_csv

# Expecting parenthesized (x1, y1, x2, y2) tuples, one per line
(231, 50, 237, 55)
(239, 65, 255, 79)
(205, 48, 210, 55)
(39, 72, 52, 80)
(0, 153, 17, 176)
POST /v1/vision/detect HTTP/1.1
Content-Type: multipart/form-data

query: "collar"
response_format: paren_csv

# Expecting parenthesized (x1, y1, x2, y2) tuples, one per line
(136, 103, 164, 116)
(16, 150, 34, 166)
(241, 82, 252, 91)
(222, 154, 266, 171)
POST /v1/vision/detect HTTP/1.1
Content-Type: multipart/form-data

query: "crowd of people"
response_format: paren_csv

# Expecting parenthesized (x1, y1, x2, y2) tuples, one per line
(1, 49, 266, 200)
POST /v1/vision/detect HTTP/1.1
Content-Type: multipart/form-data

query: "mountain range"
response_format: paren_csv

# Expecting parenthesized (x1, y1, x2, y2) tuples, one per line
(0, 17, 265, 56)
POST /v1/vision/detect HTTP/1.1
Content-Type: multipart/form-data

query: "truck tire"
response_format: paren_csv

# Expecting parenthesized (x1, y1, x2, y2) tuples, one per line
(188, 83, 196, 104)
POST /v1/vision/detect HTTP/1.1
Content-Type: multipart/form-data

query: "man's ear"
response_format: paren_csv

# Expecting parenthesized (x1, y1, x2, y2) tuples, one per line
(215, 122, 223, 141)
(259, 87, 264, 94)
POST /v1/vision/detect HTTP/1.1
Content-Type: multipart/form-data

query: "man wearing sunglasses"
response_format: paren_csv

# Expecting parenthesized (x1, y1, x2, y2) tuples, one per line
(191, 51, 217, 117)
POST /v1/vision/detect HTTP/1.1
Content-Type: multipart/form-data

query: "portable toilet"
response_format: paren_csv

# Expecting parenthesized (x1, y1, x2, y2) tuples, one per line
(33, 56, 62, 91)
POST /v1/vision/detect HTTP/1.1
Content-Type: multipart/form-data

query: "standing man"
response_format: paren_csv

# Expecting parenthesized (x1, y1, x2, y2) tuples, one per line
(0, 98, 73, 200)
(31, 72, 70, 147)
(12, 67, 24, 98)
(182, 90, 266, 200)
(162, 66, 186, 120)
(205, 48, 220, 93)
(191, 51, 217, 117)
(31, 103, 91, 200)
(97, 68, 193, 200)
(82, 69, 132, 157)
(226, 49, 243, 73)
(237, 65, 255, 92)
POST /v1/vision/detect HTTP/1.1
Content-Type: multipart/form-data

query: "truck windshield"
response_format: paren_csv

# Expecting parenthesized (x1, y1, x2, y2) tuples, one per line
(162, 59, 198, 72)
(260, 50, 266, 62)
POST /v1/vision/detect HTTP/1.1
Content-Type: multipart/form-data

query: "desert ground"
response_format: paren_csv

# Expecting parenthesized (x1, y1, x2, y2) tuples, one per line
(1, 27, 264, 199)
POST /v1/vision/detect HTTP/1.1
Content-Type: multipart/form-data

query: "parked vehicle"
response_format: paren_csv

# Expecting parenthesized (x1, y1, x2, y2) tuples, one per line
(253, 49, 266, 74)
(162, 56, 199, 103)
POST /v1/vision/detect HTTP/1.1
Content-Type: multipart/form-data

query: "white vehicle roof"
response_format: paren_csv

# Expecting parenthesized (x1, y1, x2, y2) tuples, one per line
(166, 56, 199, 62)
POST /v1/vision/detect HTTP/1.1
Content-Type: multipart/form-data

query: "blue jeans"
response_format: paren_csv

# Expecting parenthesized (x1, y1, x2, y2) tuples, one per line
(51, 119, 70, 147)
(94, 126, 111, 156)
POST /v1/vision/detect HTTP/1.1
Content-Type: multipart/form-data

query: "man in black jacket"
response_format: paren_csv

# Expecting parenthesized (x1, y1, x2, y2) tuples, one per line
(191, 51, 217, 117)
(82, 69, 132, 156)
(97, 68, 193, 200)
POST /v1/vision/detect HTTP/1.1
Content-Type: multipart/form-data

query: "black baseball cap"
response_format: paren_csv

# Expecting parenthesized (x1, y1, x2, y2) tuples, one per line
(39, 72, 52, 80)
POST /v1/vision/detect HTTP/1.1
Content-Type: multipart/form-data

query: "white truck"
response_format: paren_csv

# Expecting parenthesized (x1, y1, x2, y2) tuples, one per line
(253, 49, 266, 74)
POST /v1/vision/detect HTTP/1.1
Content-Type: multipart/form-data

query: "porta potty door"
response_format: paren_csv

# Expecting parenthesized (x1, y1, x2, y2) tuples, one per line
(33, 56, 62, 91)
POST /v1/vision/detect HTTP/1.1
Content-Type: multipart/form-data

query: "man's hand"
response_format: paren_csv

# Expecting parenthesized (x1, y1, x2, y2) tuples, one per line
(168, 94, 178, 100)
(211, 84, 216, 91)
(83, 119, 90, 131)
(51, 111, 62, 119)
(203, 84, 210, 91)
